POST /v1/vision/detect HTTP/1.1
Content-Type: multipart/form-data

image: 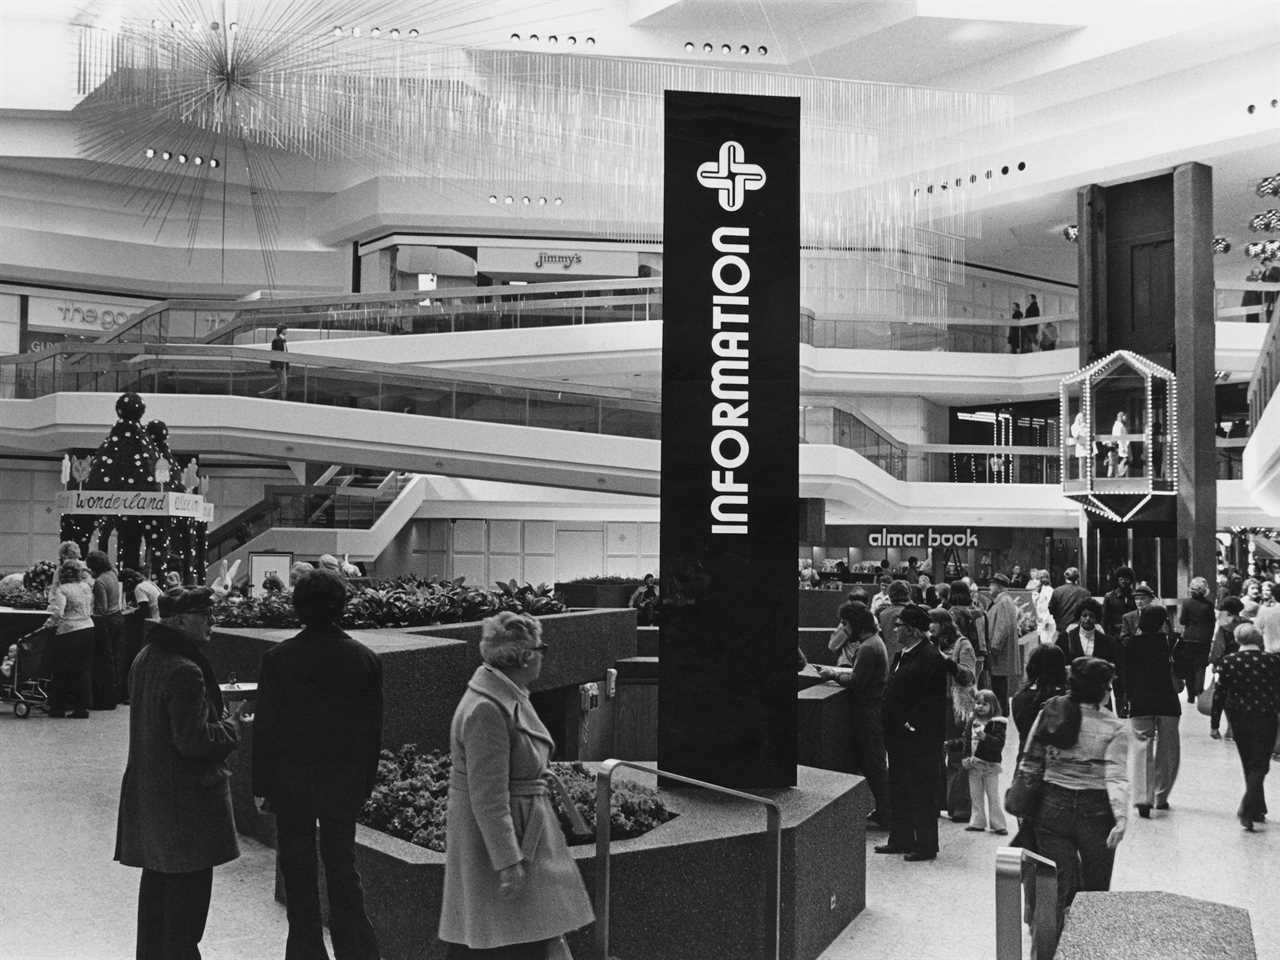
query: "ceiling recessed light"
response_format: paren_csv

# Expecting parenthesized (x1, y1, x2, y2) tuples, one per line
(408, 28, 419, 38)
(720, 43, 731, 54)
(529, 33, 539, 41)
(332, 26, 343, 36)
(161, 151, 172, 160)
(586, 36, 595, 45)
(504, 195, 514, 204)
(193, 156, 203, 165)
(758, 45, 768, 55)
(370, 26, 381, 38)
(702, 42, 713, 53)
(548, 35, 558, 44)
(144, 148, 155, 158)
(209, 158, 219, 168)
(177, 154, 187, 163)
(488, 194, 498, 203)
(740, 44, 750, 55)
(568, 36, 577, 45)
(684, 42, 694, 52)
(389, 28, 400, 39)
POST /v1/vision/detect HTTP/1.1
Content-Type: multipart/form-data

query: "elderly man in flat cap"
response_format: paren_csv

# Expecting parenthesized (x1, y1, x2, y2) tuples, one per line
(875, 604, 952, 862)
(115, 587, 241, 960)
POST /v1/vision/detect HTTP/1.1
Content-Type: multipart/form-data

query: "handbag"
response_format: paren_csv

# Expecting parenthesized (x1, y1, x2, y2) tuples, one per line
(1004, 736, 1046, 819)
(1196, 665, 1215, 717)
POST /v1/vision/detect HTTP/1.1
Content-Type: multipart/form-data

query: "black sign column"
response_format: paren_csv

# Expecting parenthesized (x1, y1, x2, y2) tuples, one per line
(659, 91, 800, 788)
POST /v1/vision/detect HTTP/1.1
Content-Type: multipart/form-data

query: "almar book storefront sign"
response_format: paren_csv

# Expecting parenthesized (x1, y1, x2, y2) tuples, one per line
(57, 490, 214, 522)
(659, 90, 800, 788)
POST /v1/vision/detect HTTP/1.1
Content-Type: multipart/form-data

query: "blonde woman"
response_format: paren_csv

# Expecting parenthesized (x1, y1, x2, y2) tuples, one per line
(44, 559, 96, 718)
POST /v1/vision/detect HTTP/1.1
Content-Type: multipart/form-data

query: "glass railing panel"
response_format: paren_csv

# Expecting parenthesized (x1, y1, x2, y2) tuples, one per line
(599, 401, 661, 440)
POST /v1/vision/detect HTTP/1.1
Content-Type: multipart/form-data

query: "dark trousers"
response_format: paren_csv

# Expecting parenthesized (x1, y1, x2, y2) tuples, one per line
(137, 867, 212, 960)
(46, 627, 94, 715)
(852, 705, 889, 821)
(886, 746, 941, 856)
(1033, 783, 1116, 924)
(1230, 711, 1278, 822)
(93, 612, 124, 709)
(990, 676, 1011, 715)
(276, 807, 380, 960)
(444, 940, 552, 959)
(1179, 642, 1210, 701)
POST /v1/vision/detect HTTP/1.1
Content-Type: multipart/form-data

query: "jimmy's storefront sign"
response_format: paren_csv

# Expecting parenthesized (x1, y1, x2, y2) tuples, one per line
(57, 490, 213, 522)
(659, 91, 800, 788)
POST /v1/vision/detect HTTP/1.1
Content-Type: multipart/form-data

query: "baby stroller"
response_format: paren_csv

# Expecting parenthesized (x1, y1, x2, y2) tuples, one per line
(1, 628, 51, 718)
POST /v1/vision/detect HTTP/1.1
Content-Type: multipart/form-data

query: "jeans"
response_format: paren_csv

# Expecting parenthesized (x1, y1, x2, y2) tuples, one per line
(1229, 711, 1279, 822)
(275, 808, 380, 960)
(1033, 783, 1116, 924)
(966, 759, 1006, 831)
(886, 746, 941, 856)
(1128, 714, 1181, 807)
(137, 867, 212, 960)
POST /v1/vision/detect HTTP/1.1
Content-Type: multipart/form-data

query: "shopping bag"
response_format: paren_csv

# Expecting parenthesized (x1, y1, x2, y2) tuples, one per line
(1196, 666, 1215, 717)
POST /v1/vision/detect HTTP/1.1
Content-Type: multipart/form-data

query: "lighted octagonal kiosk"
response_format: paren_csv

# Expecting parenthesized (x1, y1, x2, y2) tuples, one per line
(1060, 350, 1177, 524)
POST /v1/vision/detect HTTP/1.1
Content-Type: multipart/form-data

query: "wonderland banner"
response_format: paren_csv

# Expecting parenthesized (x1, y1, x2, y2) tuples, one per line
(659, 91, 800, 787)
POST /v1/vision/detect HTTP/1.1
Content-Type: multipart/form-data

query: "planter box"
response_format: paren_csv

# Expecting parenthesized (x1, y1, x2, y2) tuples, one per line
(210, 609, 638, 844)
(287, 764, 868, 960)
(555, 582, 639, 609)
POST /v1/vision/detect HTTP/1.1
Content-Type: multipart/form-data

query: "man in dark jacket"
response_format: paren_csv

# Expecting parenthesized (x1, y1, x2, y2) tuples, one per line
(877, 580, 912, 661)
(1101, 566, 1136, 639)
(115, 587, 241, 960)
(1058, 600, 1124, 711)
(1048, 566, 1091, 637)
(875, 605, 950, 862)
(253, 569, 383, 960)
(1122, 605, 1182, 818)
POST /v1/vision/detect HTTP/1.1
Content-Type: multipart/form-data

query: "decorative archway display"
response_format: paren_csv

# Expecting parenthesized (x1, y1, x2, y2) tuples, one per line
(56, 392, 212, 582)
(1060, 350, 1178, 523)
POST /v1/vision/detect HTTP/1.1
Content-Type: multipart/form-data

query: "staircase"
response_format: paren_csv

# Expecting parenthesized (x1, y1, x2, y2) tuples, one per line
(206, 469, 423, 580)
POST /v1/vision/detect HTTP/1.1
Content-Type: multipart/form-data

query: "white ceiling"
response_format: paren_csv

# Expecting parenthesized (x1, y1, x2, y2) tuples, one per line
(0, 0, 1276, 286)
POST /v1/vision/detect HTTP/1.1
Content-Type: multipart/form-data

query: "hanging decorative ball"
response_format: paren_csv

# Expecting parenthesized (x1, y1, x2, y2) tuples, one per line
(1212, 236, 1231, 254)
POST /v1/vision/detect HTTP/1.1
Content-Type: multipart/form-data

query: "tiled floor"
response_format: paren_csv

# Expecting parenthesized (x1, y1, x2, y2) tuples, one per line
(2, 699, 1276, 959)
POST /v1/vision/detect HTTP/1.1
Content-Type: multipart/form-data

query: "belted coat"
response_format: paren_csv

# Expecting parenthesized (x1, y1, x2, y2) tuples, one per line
(438, 665, 593, 949)
(114, 626, 240, 872)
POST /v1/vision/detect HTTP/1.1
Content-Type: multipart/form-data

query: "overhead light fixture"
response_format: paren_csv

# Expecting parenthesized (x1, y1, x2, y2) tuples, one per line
(370, 27, 381, 38)
(389, 28, 399, 39)
(1257, 175, 1280, 197)
(1212, 236, 1231, 254)
(1249, 209, 1280, 232)
(408, 29, 419, 38)
(161, 150, 171, 160)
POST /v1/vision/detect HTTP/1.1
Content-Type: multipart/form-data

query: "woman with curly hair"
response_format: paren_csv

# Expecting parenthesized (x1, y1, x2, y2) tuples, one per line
(439, 611, 593, 958)
(44, 559, 97, 718)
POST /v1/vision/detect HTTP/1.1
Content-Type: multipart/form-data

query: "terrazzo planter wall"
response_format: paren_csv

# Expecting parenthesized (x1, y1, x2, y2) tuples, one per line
(284, 765, 868, 960)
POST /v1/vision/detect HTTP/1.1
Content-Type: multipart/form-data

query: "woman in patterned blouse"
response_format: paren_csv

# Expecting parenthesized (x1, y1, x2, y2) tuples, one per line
(1210, 623, 1280, 830)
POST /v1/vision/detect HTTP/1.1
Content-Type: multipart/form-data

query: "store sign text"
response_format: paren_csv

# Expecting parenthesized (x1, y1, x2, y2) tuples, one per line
(868, 527, 981, 548)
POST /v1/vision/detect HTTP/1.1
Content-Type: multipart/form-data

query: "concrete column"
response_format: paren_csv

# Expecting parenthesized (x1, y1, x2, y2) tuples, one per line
(1076, 184, 1107, 366)
(1173, 162, 1217, 592)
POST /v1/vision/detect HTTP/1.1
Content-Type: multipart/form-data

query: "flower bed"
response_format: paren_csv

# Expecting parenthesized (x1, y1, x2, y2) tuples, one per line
(213, 576, 565, 630)
(359, 745, 674, 850)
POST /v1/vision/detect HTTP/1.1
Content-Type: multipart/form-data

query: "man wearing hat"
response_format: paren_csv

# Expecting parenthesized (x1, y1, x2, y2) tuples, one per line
(1121, 583, 1166, 643)
(986, 573, 1022, 713)
(115, 587, 241, 960)
(876, 604, 950, 861)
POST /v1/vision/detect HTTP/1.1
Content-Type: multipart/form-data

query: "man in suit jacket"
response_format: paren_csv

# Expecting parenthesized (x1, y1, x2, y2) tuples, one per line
(115, 587, 241, 960)
(1048, 566, 1091, 637)
(875, 605, 950, 862)
(253, 570, 383, 960)
(1120, 582, 1167, 641)
(986, 573, 1022, 713)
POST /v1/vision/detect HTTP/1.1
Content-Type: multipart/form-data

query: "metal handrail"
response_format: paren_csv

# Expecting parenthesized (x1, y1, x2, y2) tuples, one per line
(995, 846, 1060, 960)
(593, 759, 782, 960)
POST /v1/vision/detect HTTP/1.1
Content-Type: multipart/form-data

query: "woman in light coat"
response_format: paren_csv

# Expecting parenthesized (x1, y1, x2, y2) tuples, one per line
(439, 612, 593, 959)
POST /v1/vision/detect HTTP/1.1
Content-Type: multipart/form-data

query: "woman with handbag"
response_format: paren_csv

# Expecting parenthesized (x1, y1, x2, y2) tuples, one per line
(1016, 657, 1129, 924)
(1177, 577, 1216, 703)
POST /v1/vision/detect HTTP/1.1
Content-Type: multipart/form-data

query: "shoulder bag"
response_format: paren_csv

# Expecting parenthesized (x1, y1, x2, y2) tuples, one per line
(1004, 732, 1046, 819)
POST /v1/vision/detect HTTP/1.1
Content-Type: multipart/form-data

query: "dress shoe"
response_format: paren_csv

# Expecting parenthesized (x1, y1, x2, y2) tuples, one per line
(1240, 814, 1255, 832)
(991, 828, 1008, 835)
(1155, 801, 1170, 811)
(903, 851, 937, 862)
(874, 844, 911, 854)
(69, 710, 90, 719)
(1136, 804, 1151, 819)
(964, 825, 986, 832)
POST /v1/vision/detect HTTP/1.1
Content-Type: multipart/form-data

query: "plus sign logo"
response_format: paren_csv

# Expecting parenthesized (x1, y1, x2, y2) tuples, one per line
(696, 140, 766, 212)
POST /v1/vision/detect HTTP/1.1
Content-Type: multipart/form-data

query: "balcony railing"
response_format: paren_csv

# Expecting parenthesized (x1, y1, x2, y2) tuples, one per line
(800, 311, 1080, 354)
(1243, 282, 1280, 427)
(0, 342, 662, 440)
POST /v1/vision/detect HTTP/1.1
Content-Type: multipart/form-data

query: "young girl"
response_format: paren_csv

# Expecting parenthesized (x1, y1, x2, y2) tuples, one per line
(962, 689, 1008, 834)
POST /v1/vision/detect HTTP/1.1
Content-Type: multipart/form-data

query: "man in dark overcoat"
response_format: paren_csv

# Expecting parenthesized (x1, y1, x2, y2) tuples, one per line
(252, 569, 383, 960)
(115, 587, 240, 960)
(875, 604, 950, 862)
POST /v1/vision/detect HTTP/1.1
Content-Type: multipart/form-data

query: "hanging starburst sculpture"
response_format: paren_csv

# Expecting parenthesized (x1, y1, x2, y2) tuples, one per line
(74, 0, 1009, 308)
